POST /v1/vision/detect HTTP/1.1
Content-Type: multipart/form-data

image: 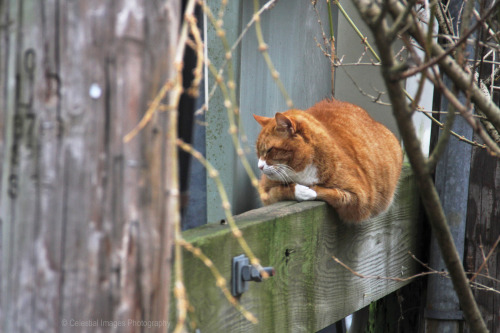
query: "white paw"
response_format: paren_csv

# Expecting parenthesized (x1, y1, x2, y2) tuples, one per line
(295, 184, 317, 201)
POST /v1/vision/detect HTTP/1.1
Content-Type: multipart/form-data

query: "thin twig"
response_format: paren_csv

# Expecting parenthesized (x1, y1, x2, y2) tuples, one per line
(327, 0, 337, 95)
(198, 1, 262, 194)
(397, 7, 494, 81)
(199, 0, 279, 115)
(332, 254, 444, 282)
(163, 1, 198, 331)
(177, 139, 268, 276)
(334, 0, 380, 63)
(334, 2, 488, 151)
(426, 68, 500, 156)
(178, 239, 258, 323)
(470, 235, 500, 282)
(186, 15, 204, 97)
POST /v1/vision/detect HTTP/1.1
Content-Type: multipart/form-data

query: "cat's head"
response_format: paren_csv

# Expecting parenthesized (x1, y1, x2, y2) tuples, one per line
(253, 112, 315, 184)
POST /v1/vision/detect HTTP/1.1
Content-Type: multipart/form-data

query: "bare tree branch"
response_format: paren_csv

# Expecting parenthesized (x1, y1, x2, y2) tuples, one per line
(388, 0, 500, 133)
(350, 0, 489, 331)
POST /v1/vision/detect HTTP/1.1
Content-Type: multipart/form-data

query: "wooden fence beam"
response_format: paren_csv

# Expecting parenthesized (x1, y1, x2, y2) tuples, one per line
(176, 166, 424, 332)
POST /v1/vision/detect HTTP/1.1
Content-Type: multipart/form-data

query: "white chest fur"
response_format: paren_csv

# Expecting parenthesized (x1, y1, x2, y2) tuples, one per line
(292, 164, 319, 186)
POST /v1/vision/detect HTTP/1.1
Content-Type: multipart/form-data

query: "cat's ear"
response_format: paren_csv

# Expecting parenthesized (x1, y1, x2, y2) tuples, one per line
(253, 114, 272, 127)
(275, 113, 295, 135)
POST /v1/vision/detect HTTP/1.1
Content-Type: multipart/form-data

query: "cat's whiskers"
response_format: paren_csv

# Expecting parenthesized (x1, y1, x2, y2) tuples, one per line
(270, 164, 295, 185)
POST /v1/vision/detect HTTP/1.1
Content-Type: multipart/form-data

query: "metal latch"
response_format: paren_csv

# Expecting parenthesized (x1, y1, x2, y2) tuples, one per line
(231, 254, 275, 297)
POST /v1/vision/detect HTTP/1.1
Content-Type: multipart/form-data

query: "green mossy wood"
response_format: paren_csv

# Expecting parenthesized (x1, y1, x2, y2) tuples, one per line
(175, 166, 423, 332)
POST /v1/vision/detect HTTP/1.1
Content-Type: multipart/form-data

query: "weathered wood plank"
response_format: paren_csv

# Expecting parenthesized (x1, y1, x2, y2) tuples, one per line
(176, 166, 423, 332)
(465, 147, 500, 333)
(1, 2, 179, 332)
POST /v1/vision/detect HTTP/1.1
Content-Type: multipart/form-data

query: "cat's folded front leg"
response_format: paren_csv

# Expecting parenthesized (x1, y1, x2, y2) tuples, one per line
(260, 184, 296, 205)
(293, 184, 369, 222)
(263, 184, 319, 204)
(310, 185, 355, 206)
(295, 185, 356, 208)
(312, 186, 372, 222)
(259, 175, 296, 205)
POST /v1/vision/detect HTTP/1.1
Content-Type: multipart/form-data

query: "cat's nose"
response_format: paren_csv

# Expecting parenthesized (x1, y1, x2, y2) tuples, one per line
(258, 159, 265, 170)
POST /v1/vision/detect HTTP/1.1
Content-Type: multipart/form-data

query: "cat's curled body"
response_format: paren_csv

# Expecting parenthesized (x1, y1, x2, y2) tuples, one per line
(253, 98, 403, 223)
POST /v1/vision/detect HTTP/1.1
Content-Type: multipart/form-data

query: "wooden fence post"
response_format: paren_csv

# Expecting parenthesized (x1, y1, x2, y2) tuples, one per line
(0, 1, 180, 332)
(465, 147, 500, 332)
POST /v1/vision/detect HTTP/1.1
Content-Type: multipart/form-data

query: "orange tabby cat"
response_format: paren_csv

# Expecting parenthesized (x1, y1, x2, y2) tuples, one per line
(253, 98, 402, 223)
